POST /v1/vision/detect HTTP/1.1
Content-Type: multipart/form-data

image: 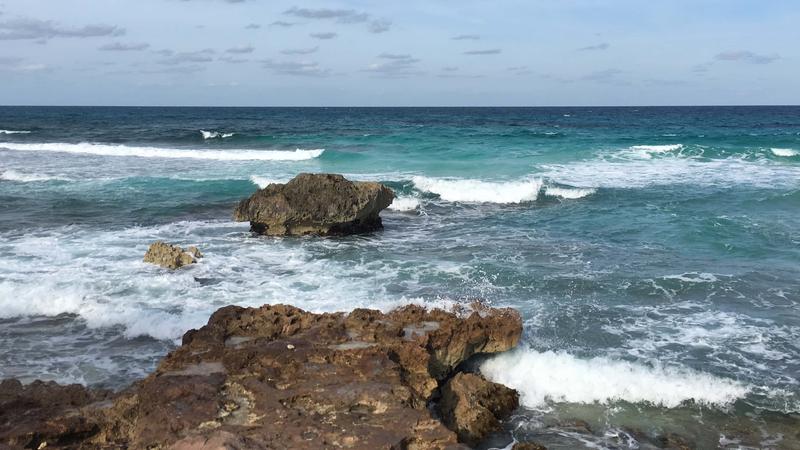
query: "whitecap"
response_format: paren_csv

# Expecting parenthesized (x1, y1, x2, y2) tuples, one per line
(0, 170, 70, 183)
(629, 144, 684, 159)
(200, 130, 235, 139)
(481, 348, 750, 409)
(544, 186, 597, 199)
(249, 175, 289, 188)
(771, 148, 798, 157)
(0, 130, 31, 134)
(411, 176, 543, 204)
(0, 142, 325, 161)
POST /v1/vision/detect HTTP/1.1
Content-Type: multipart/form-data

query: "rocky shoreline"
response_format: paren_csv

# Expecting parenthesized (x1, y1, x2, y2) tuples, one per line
(1, 302, 532, 449)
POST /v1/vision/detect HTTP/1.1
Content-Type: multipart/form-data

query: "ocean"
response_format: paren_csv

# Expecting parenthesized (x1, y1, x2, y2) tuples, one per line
(1, 106, 798, 448)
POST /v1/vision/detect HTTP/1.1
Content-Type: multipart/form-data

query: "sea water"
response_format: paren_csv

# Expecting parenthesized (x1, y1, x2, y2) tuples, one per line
(1, 106, 798, 448)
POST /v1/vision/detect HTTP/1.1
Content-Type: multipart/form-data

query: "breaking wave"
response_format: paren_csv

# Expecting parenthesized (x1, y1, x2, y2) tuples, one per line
(411, 176, 543, 204)
(0, 142, 325, 161)
(201, 130, 235, 139)
(481, 348, 750, 409)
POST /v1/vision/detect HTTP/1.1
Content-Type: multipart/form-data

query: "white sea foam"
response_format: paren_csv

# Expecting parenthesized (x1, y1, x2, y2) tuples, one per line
(411, 176, 543, 203)
(629, 144, 684, 159)
(771, 148, 798, 157)
(0, 142, 324, 161)
(538, 156, 800, 189)
(544, 186, 597, 199)
(388, 195, 421, 212)
(201, 130, 235, 139)
(481, 348, 750, 409)
(0, 170, 70, 183)
(0, 129, 31, 134)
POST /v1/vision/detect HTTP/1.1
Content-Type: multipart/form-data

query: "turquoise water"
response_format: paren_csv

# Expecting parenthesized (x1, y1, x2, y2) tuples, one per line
(1, 107, 799, 448)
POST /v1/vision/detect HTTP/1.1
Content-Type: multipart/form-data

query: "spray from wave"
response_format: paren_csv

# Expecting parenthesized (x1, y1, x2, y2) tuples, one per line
(388, 196, 421, 212)
(481, 348, 750, 409)
(0, 142, 325, 161)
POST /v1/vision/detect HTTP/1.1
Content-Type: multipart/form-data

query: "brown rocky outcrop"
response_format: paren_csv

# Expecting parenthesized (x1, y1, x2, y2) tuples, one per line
(233, 173, 395, 236)
(439, 372, 519, 445)
(0, 303, 522, 449)
(143, 241, 202, 269)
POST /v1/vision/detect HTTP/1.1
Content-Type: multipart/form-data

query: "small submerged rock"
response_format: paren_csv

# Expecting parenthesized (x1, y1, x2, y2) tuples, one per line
(233, 173, 395, 236)
(143, 241, 203, 269)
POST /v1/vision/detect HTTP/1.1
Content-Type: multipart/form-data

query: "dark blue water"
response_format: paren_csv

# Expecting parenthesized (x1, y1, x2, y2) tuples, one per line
(1, 107, 799, 449)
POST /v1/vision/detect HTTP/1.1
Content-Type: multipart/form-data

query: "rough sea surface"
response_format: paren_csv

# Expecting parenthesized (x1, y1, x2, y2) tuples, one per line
(1, 106, 798, 449)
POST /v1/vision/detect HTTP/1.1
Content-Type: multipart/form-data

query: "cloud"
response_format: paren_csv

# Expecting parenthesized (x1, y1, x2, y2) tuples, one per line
(364, 53, 422, 78)
(270, 20, 296, 27)
(226, 45, 254, 54)
(310, 32, 337, 40)
(714, 50, 779, 64)
(0, 17, 124, 41)
(158, 49, 215, 65)
(219, 56, 249, 64)
(507, 66, 532, 75)
(463, 49, 501, 55)
(261, 59, 331, 77)
(244, 23, 260, 30)
(368, 20, 391, 34)
(280, 46, 318, 55)
(139, 65, 206, 75)
(578, 42, 610, 51)
(442, 66, 459, 72)
(0, 56, 49, 72)
(452, 34, 480, 40)
(284, 6, 391, 33)
(99, 42, 149, 51)
(284, 7, 368, 23)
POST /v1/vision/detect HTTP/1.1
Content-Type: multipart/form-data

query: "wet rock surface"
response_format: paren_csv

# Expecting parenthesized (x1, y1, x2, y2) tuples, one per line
(438, 372, 519, 446)
(233, 173, 395, 236)
(0, 303, 522, 449)
(143, 241, 202, 269)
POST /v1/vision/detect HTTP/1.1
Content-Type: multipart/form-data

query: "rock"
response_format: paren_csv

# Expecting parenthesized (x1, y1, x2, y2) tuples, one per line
(439, 372, 519, 445)
(0, 379, 111, 449)
(143, 241, 202, 269)
(233, 173, 395, 236)
(0, 303, 522, 449)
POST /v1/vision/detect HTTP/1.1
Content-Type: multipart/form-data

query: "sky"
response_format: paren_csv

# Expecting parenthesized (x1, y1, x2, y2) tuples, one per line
(0, 0, 798, 106)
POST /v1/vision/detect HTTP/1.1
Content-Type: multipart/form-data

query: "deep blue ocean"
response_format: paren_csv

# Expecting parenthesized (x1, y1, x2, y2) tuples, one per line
(1, 106, 799, 449)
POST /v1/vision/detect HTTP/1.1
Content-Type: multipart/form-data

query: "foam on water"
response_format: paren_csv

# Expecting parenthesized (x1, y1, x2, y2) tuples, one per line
(388, 195, 421, 212)
(544, 186, 597, 199)
(481, 348, 750, 409)
(411, 176, 543, 203)
(0, 170, 70, 183)
(538, 156, 800, 189)
(1, 142, 324, 161)
(0, 130, 31, 134)
(201, 130, 235, 139)
(771, 148, 798, 157)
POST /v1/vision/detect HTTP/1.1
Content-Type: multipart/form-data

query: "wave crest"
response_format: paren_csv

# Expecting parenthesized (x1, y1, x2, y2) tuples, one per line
(201, 130, 235, 139)
(1, 170, 70, 183)
(411, 176, 543, 204)
(481, 348, 750, 409)
(1, 142, 325, 161)
(0, 130, 31, 134)
(771, 148, 798, 157)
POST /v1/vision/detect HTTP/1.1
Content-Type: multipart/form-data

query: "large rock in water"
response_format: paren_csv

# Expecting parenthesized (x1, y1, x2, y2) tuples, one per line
(143, 241, 203, 269)
(0, 303, 522, 449)
(439, 372, 519, 445)
(233, 173, 395, 236)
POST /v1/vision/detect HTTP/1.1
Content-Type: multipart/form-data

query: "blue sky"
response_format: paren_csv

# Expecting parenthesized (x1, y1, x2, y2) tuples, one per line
(0, 0, 797, 106)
